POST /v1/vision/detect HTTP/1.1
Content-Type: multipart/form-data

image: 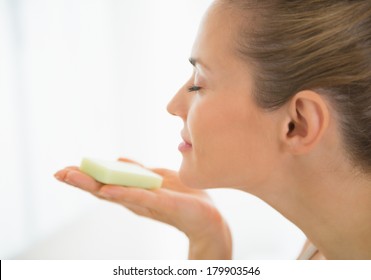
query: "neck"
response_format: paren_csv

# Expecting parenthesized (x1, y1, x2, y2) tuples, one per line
(252, 159, 371, 259)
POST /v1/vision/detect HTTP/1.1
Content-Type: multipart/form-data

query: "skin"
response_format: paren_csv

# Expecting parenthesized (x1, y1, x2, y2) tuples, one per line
(55, 1, 371, 259)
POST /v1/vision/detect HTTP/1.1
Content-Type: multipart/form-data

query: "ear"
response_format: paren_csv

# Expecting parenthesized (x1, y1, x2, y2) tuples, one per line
(281, 90, 330, 155)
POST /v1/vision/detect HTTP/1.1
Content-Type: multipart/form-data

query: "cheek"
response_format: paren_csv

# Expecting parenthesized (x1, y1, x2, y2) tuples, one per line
(182, 95, 273, 188)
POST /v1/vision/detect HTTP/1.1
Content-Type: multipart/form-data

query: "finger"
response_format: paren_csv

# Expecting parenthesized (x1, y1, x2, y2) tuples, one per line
(117, 157, 145, 167)
(54, 166, 79, 181)
(65, 166, 80, 170)
(62, 169, 102, 193)
(149, 168, 172, 175)
(98, 185, 157, 206)
(98, 186, 174, 223)
(150, 168, 197, 193)
(98, 185, 180, 219)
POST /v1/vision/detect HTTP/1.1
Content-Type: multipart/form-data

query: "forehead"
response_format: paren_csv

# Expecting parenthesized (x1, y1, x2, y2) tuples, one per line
(191, 3, 238, 70)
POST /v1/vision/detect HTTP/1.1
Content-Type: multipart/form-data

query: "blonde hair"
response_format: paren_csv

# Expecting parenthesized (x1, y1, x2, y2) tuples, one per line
(224, 0, 371, 172)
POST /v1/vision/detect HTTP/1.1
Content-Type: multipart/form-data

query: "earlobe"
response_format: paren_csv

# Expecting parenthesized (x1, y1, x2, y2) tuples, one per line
(284, 90, 330, 154)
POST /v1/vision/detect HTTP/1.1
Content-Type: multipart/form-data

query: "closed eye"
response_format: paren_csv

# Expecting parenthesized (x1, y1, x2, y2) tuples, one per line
(187, 85, 202, 93)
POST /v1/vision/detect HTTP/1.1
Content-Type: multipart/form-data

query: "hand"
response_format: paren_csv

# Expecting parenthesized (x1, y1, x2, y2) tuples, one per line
(54, 158, 232, 259)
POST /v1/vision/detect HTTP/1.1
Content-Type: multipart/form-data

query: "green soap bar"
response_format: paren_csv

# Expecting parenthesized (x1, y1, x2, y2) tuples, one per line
(80, 157, 162, 189)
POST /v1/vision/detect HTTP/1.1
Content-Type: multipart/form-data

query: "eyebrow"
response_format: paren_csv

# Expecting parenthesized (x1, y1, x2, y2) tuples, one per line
(189, 57, 197, 67)
(189, 57, 210, 71)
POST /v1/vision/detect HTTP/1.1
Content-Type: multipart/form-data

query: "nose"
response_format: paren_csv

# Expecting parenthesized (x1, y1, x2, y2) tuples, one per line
(167, 82, 190, 119)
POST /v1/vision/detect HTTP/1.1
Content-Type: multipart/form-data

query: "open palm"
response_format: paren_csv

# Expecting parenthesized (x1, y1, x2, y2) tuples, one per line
(54, 157, 232, 259)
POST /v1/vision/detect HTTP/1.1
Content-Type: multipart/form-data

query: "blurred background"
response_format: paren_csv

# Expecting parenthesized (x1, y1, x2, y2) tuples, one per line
(0, 0, 305, 259)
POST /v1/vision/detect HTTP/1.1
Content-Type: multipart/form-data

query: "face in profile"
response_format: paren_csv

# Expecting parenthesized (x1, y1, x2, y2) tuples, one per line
(167, 3, 282, 190)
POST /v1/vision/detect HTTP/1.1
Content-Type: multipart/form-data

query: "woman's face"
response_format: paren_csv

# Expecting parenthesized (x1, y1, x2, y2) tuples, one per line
(167, 3, 281, 189)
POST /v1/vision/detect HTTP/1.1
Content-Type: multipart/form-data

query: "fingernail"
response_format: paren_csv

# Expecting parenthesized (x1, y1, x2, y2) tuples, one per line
(98, 190, 112, 199)
(54, 172, 62, 181)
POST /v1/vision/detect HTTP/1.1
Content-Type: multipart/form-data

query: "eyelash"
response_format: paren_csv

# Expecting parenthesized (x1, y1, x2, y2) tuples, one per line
(187, 85, 202, 93)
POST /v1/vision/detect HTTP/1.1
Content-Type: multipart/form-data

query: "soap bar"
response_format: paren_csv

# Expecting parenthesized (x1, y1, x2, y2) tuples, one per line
(80, 157, 162, 189)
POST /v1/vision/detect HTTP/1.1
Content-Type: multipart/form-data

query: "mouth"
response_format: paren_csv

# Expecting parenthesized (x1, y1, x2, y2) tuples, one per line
(179, 132, 192, 152)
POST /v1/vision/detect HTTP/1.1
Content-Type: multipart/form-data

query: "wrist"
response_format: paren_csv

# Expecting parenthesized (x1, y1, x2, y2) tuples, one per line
(188, 216, 232, 260)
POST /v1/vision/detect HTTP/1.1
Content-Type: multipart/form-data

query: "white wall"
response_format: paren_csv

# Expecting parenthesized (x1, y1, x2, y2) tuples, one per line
(0, 0, 305, 259)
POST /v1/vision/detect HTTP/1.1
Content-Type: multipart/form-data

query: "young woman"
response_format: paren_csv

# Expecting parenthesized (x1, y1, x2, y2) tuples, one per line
(55, 0, 371, 259)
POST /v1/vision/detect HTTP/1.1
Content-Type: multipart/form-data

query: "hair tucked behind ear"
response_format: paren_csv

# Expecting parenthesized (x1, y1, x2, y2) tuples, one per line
(223, 0, 371, 173)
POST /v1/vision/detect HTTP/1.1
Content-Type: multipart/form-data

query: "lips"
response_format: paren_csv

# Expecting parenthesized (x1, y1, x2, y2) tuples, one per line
(181, 131, 192, 146)
(179, 131, 192, 152)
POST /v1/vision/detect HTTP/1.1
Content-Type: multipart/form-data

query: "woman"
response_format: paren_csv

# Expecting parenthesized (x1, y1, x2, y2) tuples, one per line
(55, 0, 371, 259)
